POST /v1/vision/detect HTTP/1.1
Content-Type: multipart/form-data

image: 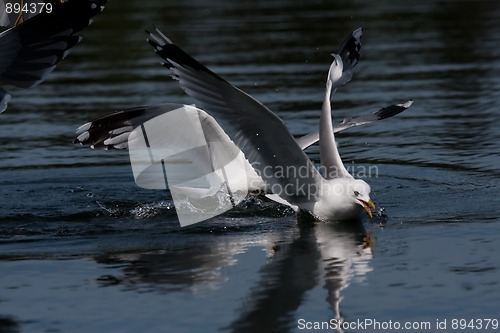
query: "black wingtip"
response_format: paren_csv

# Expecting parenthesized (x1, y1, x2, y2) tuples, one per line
(338, 28, 363, 71)
(146, 28, 228, 83)
(376, 100, 413, 120)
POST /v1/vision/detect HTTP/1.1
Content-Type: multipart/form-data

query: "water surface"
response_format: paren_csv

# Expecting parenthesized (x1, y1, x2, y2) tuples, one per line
(1, 1, 500, 332)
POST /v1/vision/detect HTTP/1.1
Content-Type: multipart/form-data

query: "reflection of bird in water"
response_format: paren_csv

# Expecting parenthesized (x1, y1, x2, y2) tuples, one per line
(94, 240, 245, 293)
(226, 218, 373, 333)
(316, 221, 373, 330)
(0, 0, 107, 112)
(94, 216, 374, 333)
(93, 221, 290, 293)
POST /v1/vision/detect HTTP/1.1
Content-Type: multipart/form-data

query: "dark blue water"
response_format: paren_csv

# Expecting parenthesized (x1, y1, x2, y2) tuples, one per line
(1, 1, 500, 332)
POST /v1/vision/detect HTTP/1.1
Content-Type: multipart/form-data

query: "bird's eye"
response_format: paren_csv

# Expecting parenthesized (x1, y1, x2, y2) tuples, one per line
(354, 191, 360, 196)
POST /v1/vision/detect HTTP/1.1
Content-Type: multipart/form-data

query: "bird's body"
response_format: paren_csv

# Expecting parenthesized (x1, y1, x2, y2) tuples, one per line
(76, 28, 411, 222)
(143, 29, 383, 221)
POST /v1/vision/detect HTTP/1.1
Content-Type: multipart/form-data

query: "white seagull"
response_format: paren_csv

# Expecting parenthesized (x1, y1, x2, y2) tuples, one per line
(0, 0, 107, 113)
(76, 28, 412, 221)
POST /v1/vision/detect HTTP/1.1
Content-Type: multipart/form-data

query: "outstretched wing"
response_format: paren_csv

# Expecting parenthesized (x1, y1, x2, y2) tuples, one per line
(296, 101, 413, 150)
(146, 27, 323, 205)
(335, 27, 362, 87)
(0, 0, 107, 112)
(338, 27, 362, 72)
(75, 101, 412, 151)
(75, 103, 188, 149)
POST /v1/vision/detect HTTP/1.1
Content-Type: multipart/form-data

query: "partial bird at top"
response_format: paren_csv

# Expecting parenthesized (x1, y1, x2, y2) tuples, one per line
(0, 0, 107, 113)
(76, 27, 412, 221)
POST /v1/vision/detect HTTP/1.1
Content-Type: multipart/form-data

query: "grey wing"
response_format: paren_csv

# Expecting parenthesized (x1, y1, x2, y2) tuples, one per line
(0, 0, 106, 111)
(147, 27, 323, 204)
(78, 99, 412, 151)
(295, 101, 413, 150)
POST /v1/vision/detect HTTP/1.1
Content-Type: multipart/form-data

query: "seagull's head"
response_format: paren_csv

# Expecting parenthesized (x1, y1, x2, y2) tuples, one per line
(319, 178, 376, 220)
(350, 179, 376, 218)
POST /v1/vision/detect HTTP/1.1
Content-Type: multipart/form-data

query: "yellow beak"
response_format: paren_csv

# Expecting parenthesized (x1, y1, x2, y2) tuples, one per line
(359, 199, 376, 218)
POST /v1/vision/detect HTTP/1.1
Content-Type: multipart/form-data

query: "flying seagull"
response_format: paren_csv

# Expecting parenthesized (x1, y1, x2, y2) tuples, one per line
(76, 28, 412, 221)
(0, 0, 107, 113)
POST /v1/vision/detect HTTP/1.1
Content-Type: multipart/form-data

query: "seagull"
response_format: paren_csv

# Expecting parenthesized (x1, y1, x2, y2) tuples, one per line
(76, 28, 412, 221)
(0, 0, 107, 113)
